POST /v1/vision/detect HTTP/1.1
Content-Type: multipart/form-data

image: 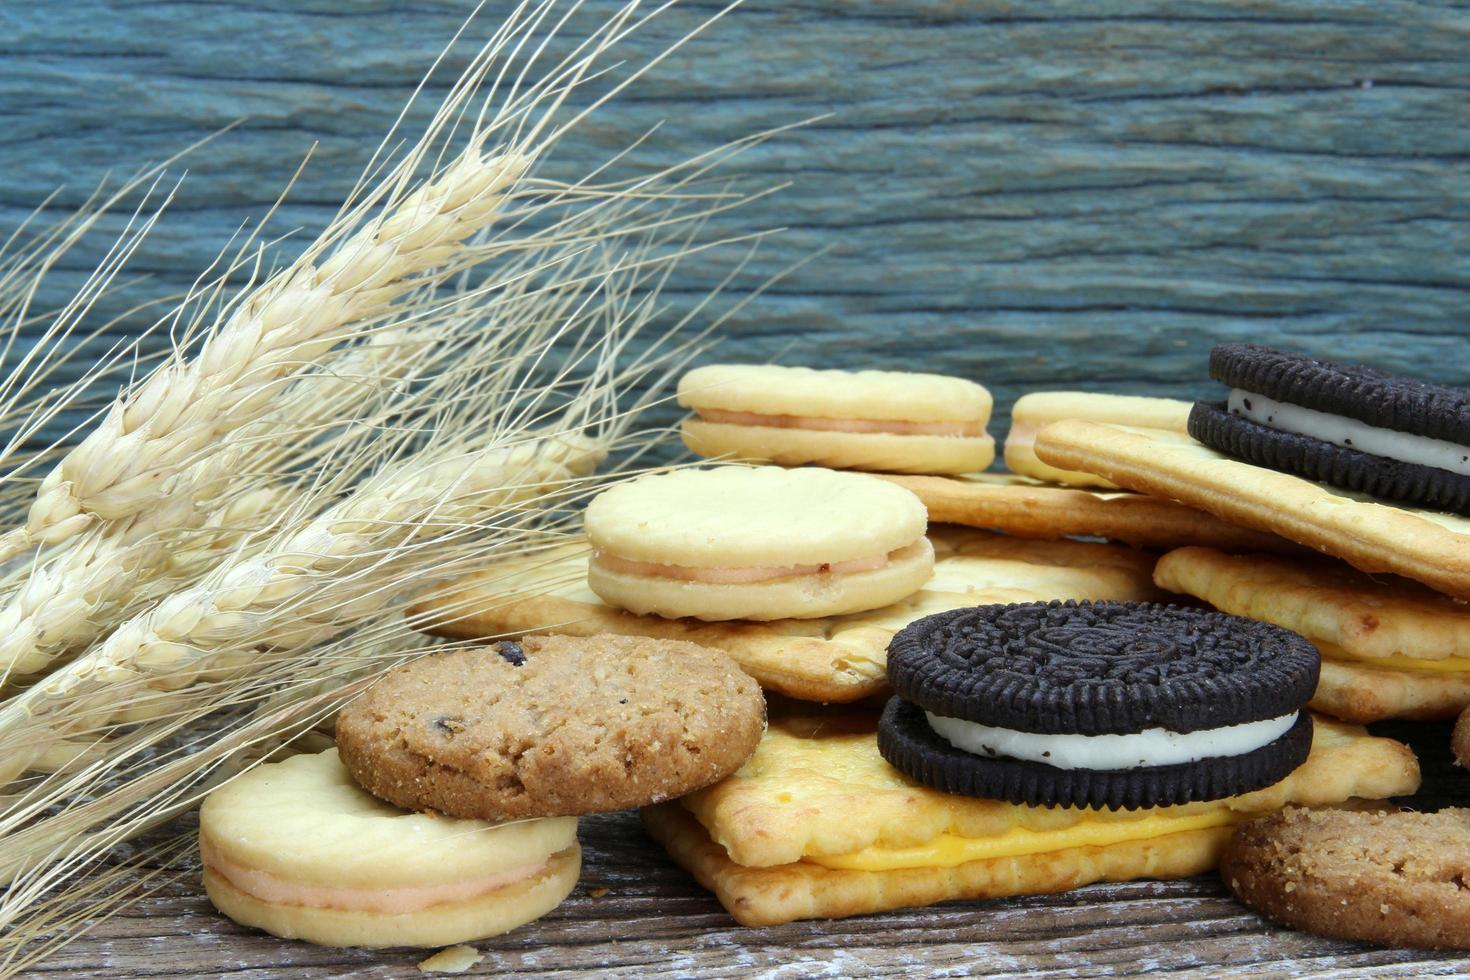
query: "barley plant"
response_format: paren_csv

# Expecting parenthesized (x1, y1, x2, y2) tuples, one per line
(0, 0, 776, 971)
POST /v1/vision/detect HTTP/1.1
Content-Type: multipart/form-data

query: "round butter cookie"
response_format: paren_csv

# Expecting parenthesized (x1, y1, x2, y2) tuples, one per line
(1191, 343, 1470, 515)
(1223, 805, 1470, 950)
(879, 600, 1319, 809)
(584, 465, 933, 620)
(200, 749, 579, 948)
(336, 634, 765, 820)
(678, 364, 994, 474)
(1005, 391, 1191, 488)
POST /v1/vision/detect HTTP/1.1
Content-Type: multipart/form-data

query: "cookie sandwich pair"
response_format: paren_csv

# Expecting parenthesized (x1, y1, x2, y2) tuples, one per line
(642, 599, 1420, 925)
(678, 364, 996, 474)
(200, 634, 765, 948)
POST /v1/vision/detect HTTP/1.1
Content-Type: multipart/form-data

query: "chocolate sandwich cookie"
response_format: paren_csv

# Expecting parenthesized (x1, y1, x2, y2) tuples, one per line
(1190, 343, 1470, 515)
(878, 600, 1319, 810)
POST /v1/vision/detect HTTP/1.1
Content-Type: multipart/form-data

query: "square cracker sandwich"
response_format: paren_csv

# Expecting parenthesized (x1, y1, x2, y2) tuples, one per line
(642, 714, 1420, 926)
(1034, 420, 1470, 722)
(1033, 421, 1470, 600)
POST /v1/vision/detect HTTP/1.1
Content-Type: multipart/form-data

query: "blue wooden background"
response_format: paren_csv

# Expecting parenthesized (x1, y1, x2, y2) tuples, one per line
(3, 0, 1469, 446)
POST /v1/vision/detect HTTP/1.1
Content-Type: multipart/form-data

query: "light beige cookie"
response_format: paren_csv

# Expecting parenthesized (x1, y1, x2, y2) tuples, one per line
(1033, 420, 1470, 599)
(1005, 392, 1191, 487)
(678, 364, 994, 474)
(410, 527, 1166, 704)
(1155, 546, 1470, 722)
(641, 713, 1419, 926)
(585, 466, 933, 621)
(199, 749, 580, 948)
(876, 472, 1300, 552)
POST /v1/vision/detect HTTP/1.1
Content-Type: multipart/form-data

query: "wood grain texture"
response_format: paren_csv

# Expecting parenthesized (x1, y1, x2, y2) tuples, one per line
(2, 1, 1469, 444)
(26, 721, 1470, 979)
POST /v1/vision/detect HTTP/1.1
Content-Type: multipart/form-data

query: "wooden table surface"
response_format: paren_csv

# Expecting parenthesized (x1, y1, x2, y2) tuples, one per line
(28, 719, 1470, 979)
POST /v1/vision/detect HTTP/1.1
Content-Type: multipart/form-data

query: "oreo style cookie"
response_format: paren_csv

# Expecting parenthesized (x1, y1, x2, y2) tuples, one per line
(1189, 343, 1470, 515)
(877, 600, 1319, 810)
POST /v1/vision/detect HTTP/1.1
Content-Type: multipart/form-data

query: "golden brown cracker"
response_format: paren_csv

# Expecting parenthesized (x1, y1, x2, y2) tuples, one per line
(1313, 658, 1470, 724)
(1034, 421, 1470, 599)
(410, 528, 1164, 704)
(644, 714, 1419, 925)
(877, 472, 1299, 552)
(1154, 546, 1470, 722)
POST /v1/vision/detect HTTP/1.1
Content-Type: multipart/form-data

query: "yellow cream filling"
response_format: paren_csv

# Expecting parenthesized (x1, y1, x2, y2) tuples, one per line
(1320, 642, 1470, 674)
(1333, 653, 1470, 674)
(806, 808, 1243, 871)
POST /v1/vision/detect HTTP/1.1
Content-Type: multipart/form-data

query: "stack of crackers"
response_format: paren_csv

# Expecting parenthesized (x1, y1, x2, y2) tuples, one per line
(406, 349, 1470, 946)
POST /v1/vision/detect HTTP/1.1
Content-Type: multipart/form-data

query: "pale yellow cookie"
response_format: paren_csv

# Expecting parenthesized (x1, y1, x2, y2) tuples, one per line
(641, 714, 1419, 926)
(584, 466, 932, 621)
(200, 749, 580, 948)
(1005, 392, 1191, 487)
(678, 364, 994, 474)
(876, 472, 1300, 552)
(1155, 546, 1470, 722)
(1034, 420, 1470, 600)
(410, 527, 1166, 703)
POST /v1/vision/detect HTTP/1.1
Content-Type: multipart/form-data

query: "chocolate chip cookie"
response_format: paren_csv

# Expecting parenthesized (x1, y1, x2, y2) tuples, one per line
(336, 633, 765, 821)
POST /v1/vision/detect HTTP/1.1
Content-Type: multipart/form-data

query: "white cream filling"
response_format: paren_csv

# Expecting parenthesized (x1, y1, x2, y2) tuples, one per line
(924, 710, 1298, 771)
(1228, 388, 1470, 477)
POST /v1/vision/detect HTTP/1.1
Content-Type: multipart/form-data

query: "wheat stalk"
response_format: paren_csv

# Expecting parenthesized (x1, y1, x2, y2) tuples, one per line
(2, 144, 531, 561)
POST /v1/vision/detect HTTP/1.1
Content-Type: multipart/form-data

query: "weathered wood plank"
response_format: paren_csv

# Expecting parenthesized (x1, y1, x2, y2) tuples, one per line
(2, 1, 1469, 446)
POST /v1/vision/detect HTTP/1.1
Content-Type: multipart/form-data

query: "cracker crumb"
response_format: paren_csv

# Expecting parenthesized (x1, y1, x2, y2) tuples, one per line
(588, 886, 610, 898)
(417, 945, 483, 973)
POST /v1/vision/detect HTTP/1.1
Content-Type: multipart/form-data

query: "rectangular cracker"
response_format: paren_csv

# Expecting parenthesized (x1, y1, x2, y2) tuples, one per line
(642, 714, 1420, 926)
(410, 528, 1164, 703)
(1033, 420, 1470, 599)
(876, 472, 1300, 553)
(1154, 545, 1470, 722)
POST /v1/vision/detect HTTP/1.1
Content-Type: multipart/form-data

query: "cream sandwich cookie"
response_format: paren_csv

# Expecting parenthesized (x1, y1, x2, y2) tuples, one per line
(199, 749, 579, 948)
(585, 465, 933, 621)
(678, 364, 994, 474)
(1004, 391, 1191, 488)
(879, 600, 1321, 810)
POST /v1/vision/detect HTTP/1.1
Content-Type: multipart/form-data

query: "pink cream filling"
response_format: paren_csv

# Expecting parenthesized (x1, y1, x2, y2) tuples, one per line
(593, 544, 912, 585)
(1006, 421, 1039, 449)
(201, 836, 550, 914)
(697, 408, 986, 438)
